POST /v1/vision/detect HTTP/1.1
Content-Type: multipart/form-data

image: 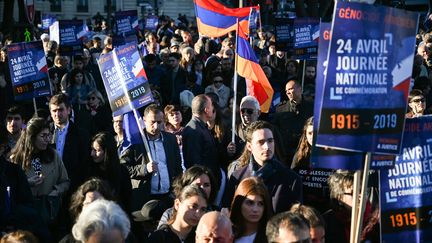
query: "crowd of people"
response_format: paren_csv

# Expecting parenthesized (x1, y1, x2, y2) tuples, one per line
(0, 3, 431, 242)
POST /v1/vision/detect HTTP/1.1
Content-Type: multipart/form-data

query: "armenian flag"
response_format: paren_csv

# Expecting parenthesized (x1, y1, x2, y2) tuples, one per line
(194, 0, 258, 37)
(236, 22, 273, 112)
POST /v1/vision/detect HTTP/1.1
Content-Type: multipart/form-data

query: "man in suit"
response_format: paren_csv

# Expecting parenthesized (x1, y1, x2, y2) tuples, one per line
(223, 121, 303, 213)
(120, 104, 182, 211)
(49, 93, 90, 191)
(182, 94, 220, 185)
(161, 52, 187, 105)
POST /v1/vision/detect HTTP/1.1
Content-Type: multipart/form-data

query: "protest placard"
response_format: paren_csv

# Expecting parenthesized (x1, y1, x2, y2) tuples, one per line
(293, 17, 319, 60)
(98, 43, 153, 117)
(380, 116, 432, 242)
(6, 41, 51, 101)
(316, 2, 418, 154)
(115, 10, 139, 36)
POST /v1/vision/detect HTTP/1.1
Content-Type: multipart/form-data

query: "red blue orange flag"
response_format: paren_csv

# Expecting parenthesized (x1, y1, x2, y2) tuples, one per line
(194, 0, 258, 37)
(236, 22, 273, 112)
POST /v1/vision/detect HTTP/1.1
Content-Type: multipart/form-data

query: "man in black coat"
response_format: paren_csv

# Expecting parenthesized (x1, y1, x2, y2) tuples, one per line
(182, 94, 220, 185)
(223, 121, 303, 213)
(49, 94, 90, 191)
(120, 105, 182, 211)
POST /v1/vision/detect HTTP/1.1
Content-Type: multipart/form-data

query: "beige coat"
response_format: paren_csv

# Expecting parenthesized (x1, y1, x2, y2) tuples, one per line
(25, 151, 70, 197)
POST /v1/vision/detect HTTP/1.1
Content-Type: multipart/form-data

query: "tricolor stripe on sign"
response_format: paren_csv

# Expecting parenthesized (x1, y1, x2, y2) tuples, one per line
(194, 0, 257, 37)
(236, 23, 273, 112)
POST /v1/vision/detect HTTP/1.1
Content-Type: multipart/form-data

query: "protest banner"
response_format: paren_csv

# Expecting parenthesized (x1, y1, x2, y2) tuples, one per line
(98, 42, 155, 168)
(145, 15, 159, 32)
(97, 42, 153, 117)
(42, 14, 56, 31)
(311, 22, 394, 171)
(248, 7, 260, 37)
(274, 16, 295, 52)
(50, 20, 84, 56)
(115, 10, 139, 36)
(380, 116, 432, 242)
(6, 41, 51, 101)
(293, 17, 319, 60)
(316, 2, 418, 155)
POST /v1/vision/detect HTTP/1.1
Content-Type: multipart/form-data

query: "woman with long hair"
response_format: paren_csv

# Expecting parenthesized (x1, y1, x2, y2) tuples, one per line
(292, 116, 314, 169)
(148, 184, 208, 243)
(10, 117, 69, 198)
(158, 165, 217, 228)
(230, 177, 272, 243)
(67, 68, 91, 110)
(179, 47, 195, 73)
(88, 132, 132, 213)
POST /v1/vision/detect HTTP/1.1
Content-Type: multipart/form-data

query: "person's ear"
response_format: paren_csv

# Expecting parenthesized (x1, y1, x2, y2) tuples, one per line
(174, 198, 181, 211)
(246, 141, 252, 152)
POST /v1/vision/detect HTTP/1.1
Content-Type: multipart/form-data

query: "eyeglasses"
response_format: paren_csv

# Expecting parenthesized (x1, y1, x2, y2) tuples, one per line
(88, 97, 97, 101)
(213, 79, 223, 84)
(241, 108, 255, 115)
(411, 98, 425, 103)
(39, 133, 51, 140)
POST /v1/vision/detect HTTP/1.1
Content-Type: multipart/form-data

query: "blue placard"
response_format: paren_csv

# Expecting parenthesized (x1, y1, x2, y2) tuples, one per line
(311, 22, 395, 170)
(380, 116, 432, 242)
(316, 2, 418, 154)
(145, 15, 159, 32)
(248, 8, 260, 37)
(274, 16, 295, 52)
(7, 41, 51, 101)
(293, 17, 319, 60)
(41, 14, 56, 31)
(98, 43, 153, 116)
(115, 10, 139, 36)
(55, 20, 84, 56)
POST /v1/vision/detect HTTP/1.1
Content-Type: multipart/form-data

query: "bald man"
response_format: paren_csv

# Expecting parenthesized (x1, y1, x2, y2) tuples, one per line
(196, 212, 234, 243)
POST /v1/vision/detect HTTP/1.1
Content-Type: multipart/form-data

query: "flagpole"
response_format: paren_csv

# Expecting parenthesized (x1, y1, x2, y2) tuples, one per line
(231, 18, 240, 143)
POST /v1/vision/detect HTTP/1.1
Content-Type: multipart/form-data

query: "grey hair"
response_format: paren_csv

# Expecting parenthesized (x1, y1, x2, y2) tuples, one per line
(240, 95, 260, 111)
(72, 199, 130, 242)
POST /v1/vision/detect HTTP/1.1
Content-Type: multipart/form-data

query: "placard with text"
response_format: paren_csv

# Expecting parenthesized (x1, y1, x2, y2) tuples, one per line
(292, 17, 319, 60)
(312, 22, 395, 170)
(6, 41, 51, 101)
(97, 43, 153, 116)
(316, 2, 418, 154)
(380, 116, 432, 242)
(115, 10, 139, 36)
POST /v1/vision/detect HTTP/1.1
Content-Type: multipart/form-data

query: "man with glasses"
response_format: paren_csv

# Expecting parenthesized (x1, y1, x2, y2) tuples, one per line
(407, 89, 427, 118)
(266, 212, 311, 243)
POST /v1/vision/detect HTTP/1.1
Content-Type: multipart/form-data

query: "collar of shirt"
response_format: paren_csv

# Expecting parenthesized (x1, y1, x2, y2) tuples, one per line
(56, 121, 70, 133)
